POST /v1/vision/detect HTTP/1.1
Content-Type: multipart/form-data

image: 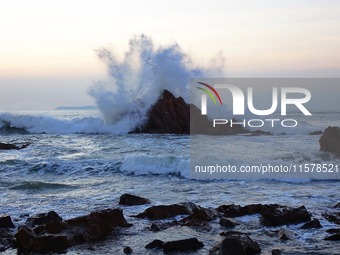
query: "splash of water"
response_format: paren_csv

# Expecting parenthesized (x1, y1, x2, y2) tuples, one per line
(88, 34, 224, 132)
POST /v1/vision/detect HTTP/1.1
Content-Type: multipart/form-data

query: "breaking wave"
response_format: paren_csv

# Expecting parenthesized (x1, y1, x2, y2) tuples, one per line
(88, 34, 224, 133)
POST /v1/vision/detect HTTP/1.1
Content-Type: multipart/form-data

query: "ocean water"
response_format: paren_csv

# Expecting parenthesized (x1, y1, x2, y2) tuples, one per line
(0, 109, 339, 255)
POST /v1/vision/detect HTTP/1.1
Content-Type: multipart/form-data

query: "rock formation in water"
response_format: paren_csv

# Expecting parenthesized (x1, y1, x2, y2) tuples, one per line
(134, 90, 252, 135)
(319, 126, 340, 156)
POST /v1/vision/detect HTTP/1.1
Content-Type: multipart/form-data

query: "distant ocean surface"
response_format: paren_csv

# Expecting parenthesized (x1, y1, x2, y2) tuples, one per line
(0, 109, 339, 254)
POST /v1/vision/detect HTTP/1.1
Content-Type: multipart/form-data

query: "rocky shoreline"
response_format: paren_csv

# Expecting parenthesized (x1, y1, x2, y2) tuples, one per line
(1, 194, 339, 254)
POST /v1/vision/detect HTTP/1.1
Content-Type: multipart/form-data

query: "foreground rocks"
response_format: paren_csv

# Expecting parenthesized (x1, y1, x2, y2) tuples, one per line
(0, 215, 15, 229)
(216, 204, 311, 227)
(211, 231, 261, 255)
(2, 196, 340, 253)
(15, 209, 131, 252)
(0, 142, 29, 150)
(119, 193, 151, 206)
(135, 202, 199, 220)
(319, 126, 340, 156)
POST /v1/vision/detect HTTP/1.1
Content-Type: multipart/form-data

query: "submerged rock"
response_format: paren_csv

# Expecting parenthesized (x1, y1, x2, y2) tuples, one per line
(309, 130, 323, 135)
(0, 143, 29, 150)
(322, 211, 340, 225)
(324, 233, 340, 241)
(135, 202, 199, 220)
(15, 208, 131, 252)
(272, 249, 282, 255)
(145, 239, 164, 249)
(123, 246, 133, 253)
(162, 237, 204, 252)
(220, 217, 238, 228)
(119, 194, 151, 206)
(217, 203, 311, 227)
(278, 228, 295, 240)
(300, 218, 322, 229)
(212, 231, 261, 255)
(319, 126, 340, 156)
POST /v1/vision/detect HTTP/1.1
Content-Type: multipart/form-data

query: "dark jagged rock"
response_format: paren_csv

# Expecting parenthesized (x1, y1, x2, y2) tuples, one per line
(179, 207, 217, 223)
(145, 239, 164, 249)
(135, 90, 190, 134)
(324, 233, 340, 241)
(26, 211, 62, 227)
(326, 228, 340, 234)
(309, 130, 323, 135)
(134, 89, 250, 135)
(216, 203, 270, 217)
(119, 194, 151, 206)
(260, 205, 311, 227)
(175, 207, 217, 231)
(135, 202, 199, 220)
(300, 218, 322, 229)
(322, 212, 340, 225)
(213, 231, 261, 255)
(278, 228, 295, 240)
(148, 207, 217, 232)
(15, 208, 131, 252)
(0, 143, 29, 151)
(272, 249, 282, 255)
(149, 221, 178, 232)
(0, 215, 15, 229)
(162, 237, 204, 252)
(334, 202, 340, 208)
(250, 130, 273, 136)
(0, 228, 15, 252)
(217, 203, 311, 227)
(319, 126, 340, 156)
(123, 246, 133, 253)
(220, 217, 238, 228)
(15, 226, 69, 252)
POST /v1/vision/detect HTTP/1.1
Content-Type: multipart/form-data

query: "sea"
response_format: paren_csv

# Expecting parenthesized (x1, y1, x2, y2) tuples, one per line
(0, 109, 339, 255)
(1, 35, 340, 254)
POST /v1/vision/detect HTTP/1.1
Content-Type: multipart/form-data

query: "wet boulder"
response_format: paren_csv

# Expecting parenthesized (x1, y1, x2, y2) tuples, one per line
(324, 233, 340, 241)
(135, 202, 199, 220)
(322, 211, 340, 225)
(220, 217, 238, 228)
(260, 205, 311, 227)
(0, 215, 15, 229)
(278, 228, 295, 240)
(319, 126, 340, 156)
(15, 208, 131, 252)
(145, 239, 164, 249)
(163, 237, 204, 253)
(212, 231, 261, 255)
(26, 211, 62, 227)
(300, 218, 322, 229)
(119, 194, 151, 206)
(0, 228, 15, 252)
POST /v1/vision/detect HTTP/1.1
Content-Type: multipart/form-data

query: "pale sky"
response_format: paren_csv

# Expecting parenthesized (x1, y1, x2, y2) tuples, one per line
(1, 0, 340, 110)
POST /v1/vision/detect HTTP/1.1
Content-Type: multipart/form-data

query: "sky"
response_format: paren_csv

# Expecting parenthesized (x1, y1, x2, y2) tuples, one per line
(1, 0, 340, 110)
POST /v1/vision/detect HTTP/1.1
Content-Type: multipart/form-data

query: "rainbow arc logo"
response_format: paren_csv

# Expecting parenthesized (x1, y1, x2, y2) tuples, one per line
(196, 82, 223, 105)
